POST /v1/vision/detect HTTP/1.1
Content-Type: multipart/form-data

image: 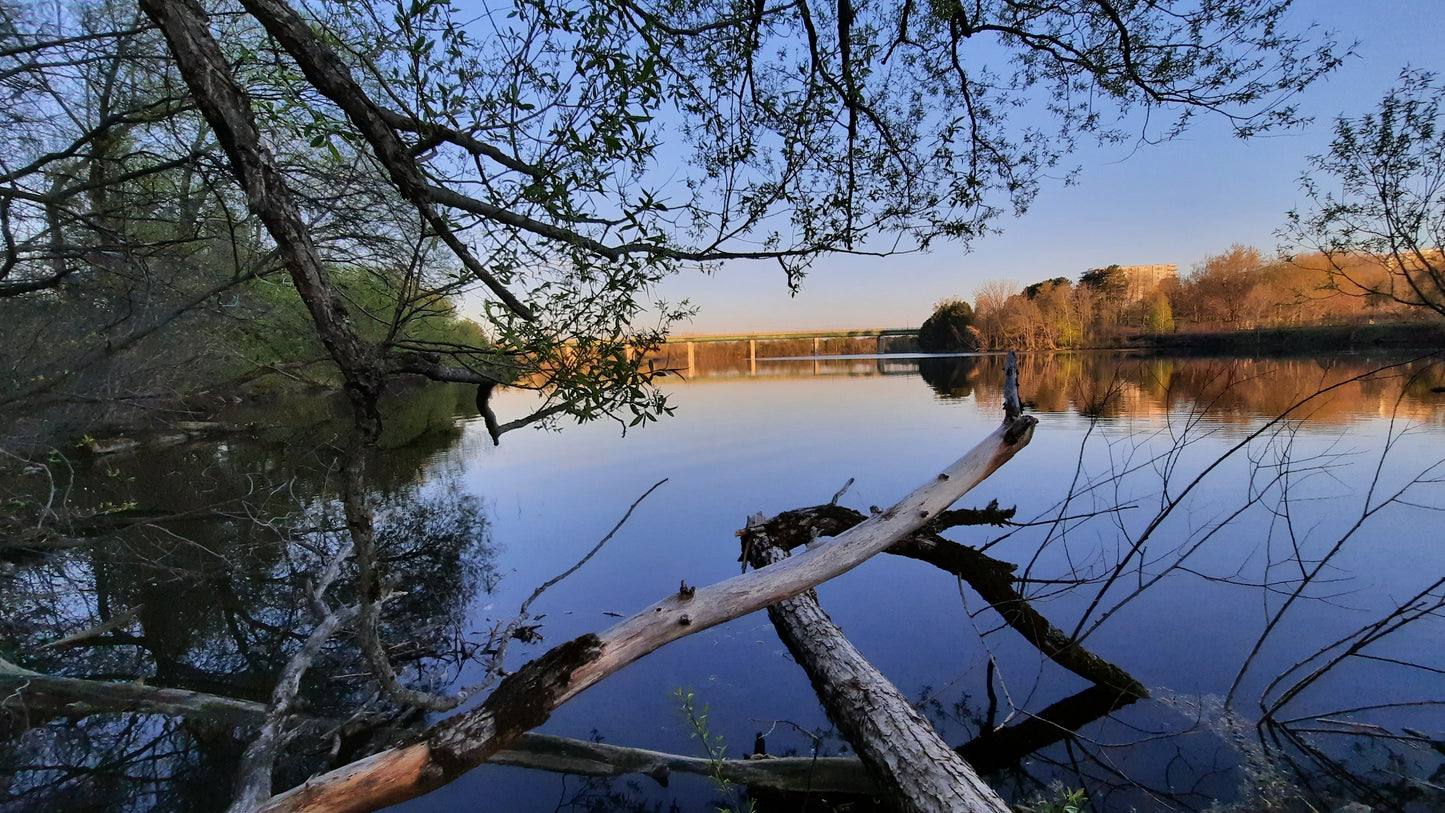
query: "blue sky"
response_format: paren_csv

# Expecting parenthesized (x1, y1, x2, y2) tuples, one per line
(654, 0, 1445, 334)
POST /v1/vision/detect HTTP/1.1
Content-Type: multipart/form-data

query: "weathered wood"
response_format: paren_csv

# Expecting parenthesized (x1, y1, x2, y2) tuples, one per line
(744, 535, 1010, 813)
(255, 415, 1035, 812)
(742, 504, 1148, 700)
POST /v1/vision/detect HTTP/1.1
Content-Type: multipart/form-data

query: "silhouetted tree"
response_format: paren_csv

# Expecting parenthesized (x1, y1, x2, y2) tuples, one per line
(919, 299, 978, 351)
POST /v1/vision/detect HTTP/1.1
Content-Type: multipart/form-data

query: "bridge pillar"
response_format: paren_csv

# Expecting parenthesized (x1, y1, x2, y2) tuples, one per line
(686, 341, 695, 378)
(813, 336, 821, 356)
(749, 339, 756, 376)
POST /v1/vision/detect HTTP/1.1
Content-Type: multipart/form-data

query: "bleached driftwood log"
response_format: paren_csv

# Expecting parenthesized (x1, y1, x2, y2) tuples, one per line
(743, 531, 1010, 813)
(253, 416, 1036, 811)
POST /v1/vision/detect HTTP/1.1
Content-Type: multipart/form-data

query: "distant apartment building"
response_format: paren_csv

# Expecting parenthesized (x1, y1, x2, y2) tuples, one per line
(1088, 263, 1178, 301)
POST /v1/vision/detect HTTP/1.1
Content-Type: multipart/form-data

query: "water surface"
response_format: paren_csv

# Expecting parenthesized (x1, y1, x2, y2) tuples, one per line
(4, 351, 1442, 812)
(415, 351, 1445, 811)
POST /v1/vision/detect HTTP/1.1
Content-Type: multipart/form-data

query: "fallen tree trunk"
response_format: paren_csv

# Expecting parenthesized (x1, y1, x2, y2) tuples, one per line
(499, 682, 1137, 794)
(743, 528, 1010, 813)
(743, 503, 1147, 700)
(254, 413, 1036, 812)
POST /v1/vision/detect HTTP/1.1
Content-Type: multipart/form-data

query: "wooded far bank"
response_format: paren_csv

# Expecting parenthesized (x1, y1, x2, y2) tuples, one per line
(919, 247, 1445, 353)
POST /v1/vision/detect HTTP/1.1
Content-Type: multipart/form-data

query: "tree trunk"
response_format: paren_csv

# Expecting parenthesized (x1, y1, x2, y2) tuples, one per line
(744, 534, 1011, 813)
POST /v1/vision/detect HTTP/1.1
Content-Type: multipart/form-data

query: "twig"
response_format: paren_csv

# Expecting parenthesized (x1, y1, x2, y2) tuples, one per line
(460, 479, 668, 700)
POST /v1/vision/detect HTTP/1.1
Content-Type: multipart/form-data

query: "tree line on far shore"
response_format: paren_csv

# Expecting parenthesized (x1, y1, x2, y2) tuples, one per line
(921, 246, 1441, 352)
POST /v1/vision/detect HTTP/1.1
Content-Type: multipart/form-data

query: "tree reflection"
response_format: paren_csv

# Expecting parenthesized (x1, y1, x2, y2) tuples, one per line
(0, 416, 498, 811)
(915, 351, 1445, 425)
(923, 351, 1445, 811)
(917, 355, 979, 400)
(4, 355, 1443, 811)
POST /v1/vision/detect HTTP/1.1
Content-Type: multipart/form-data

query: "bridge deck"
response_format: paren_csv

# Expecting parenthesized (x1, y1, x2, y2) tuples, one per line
(667, 328, 916, 343)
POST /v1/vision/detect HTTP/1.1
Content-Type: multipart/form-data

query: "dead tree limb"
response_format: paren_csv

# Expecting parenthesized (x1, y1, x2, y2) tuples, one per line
(496, 681, 1135, 793)
(742, 528, 1010, 813)
(0, 658, 869, 795)
(253, 413, 1036, 812)
(954, 683, 1138, 773)
(741, 503, 1148, 700)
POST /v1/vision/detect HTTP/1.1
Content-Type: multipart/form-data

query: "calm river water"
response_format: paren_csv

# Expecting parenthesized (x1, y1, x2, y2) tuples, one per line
(398, 351, 1445, 812)
(4, 351, 1443, 812)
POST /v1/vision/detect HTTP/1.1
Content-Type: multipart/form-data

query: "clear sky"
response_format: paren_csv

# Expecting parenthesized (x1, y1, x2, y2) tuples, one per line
(655, 0, 1445, 335)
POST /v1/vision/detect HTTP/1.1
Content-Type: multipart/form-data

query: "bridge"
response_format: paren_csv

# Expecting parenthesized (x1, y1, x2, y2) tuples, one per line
(663, 328, 920, 377)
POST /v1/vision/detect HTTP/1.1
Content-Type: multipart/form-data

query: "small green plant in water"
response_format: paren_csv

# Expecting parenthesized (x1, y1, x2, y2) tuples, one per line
(674, 687, 755, 813)
(1027, 783, 1088, 813)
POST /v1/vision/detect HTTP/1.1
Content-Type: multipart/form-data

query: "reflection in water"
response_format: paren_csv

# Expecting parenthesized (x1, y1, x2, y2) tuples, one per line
(0, 386, 498, 812)
(2, 355, 1442, 811)
(917, 355, 979, 400)
(469, 350, 1444, 812)
(683, 348, 1445, 426)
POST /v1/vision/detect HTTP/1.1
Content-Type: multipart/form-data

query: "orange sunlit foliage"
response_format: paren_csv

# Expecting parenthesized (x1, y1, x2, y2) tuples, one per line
(963, 248, 1434, 350)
